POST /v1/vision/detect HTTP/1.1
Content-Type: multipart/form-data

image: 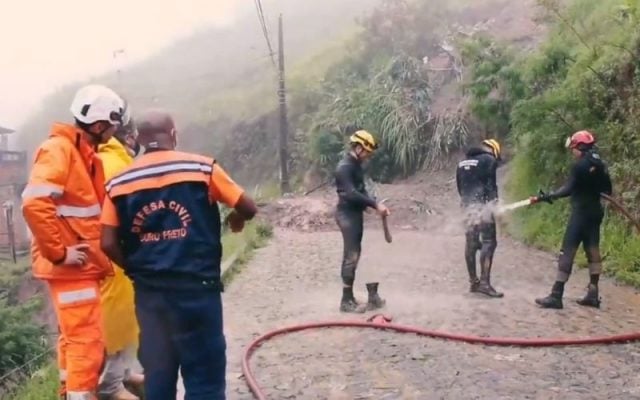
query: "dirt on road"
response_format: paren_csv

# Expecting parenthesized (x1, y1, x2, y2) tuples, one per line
(220, 170, 640, 400)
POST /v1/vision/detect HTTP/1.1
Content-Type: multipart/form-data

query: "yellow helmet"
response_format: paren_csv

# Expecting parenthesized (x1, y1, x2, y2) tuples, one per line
(482, 139, 501, 159)
(349, 130, 379, 152)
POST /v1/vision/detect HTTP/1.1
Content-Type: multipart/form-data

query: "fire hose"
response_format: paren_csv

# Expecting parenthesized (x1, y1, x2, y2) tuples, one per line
(241, 192, 640, 400)
(600, 193, 640, 234)
(241, 316, 640, 400)
(495, 191, 640, 235)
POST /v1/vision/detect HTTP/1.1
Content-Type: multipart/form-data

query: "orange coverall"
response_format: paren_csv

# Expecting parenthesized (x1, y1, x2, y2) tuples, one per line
(22, 123, 113, 399)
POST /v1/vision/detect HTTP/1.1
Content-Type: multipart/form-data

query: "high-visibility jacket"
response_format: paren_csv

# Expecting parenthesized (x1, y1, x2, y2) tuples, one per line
(101, 150, 244, 291)
(22, 123, 113, 280)
(97, 138, 139, 354)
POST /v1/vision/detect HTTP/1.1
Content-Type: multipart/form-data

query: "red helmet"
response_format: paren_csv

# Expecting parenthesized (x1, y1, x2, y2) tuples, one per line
(565, 130, 595, 149)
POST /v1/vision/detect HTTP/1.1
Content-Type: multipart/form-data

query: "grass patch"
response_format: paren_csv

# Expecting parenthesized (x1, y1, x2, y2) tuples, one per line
(0, 257, 32, 289)
(4, 363, 57, 400)
(0, 256, 51, 399)
(221, 219, 274, 287)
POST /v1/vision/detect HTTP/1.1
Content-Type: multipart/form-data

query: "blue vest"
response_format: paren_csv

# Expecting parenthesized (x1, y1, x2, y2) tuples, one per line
(106, 150, 223, 291)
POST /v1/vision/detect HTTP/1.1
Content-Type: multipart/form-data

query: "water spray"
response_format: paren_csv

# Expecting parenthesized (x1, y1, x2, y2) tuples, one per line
(493, 191, 639, 236)
(495, 190, 553, 215)
(495, 198, 534, 214)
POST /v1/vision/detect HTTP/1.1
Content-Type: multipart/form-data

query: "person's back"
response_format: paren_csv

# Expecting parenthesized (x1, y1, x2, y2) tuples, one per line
(106, 149, 225, 290)
(567, 150, 612, 213)
(455, 139, 503, 298)
(100, 110, 257, 400)
(456, 147, 498, 207)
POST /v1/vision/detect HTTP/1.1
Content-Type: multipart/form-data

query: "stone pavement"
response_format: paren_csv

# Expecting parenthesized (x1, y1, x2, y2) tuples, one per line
(217, 226, 640, 400)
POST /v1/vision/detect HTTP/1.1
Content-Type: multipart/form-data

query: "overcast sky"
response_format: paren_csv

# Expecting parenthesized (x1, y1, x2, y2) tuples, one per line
(0, 0, 250, 130)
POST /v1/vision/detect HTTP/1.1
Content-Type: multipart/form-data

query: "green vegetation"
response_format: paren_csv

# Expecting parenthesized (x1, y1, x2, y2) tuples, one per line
(462, 0, 640, 283)
(5, 364, 57, 400)
(300, 0, 471, 182)
(0, 258, 49, 398)
(221, 219, 274, 286)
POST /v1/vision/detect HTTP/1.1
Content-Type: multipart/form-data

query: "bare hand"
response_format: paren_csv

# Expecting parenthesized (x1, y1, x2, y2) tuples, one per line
(225, 211, 246, 233)
(376, 203, 390, 217)
(64, 244, 90, 265)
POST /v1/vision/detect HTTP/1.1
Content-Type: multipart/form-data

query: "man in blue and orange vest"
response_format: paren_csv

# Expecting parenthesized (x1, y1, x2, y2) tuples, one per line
(99, 109, 257, 400)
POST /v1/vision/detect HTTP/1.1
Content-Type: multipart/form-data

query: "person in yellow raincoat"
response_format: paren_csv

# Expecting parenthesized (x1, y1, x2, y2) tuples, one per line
(97, 102, 145, 400)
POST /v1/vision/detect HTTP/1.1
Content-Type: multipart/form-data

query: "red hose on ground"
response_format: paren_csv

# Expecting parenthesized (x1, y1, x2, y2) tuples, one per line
(241, 319, 640, 400)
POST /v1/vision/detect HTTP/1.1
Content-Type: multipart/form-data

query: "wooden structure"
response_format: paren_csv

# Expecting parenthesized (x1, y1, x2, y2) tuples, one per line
(0, 126, 29, 260)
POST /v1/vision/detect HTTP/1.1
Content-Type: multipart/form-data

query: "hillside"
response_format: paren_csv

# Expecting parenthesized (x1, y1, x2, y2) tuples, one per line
(16, 0, 374, 156)
(18, 0, 552, 188)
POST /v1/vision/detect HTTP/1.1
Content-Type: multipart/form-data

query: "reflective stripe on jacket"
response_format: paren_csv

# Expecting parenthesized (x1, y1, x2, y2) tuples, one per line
(22, 123, 112, 280)
(106, 150, 223, 290)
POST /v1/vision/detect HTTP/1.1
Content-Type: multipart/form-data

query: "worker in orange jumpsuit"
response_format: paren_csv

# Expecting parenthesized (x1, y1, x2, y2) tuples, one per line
(100, 109, 257, 400)
(22, 84, 124, 400)
(97, 101, 144, 400)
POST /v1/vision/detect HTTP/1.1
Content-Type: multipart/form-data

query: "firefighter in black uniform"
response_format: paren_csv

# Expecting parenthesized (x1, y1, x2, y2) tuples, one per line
(456, 139, 503, 298)
(334, 130, 390, 313)
(533, 130, 612, 309)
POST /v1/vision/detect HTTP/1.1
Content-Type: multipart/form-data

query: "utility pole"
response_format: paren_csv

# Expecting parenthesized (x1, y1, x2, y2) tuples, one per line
(277, 13, 291, 194)
(113, 48, 126, 88)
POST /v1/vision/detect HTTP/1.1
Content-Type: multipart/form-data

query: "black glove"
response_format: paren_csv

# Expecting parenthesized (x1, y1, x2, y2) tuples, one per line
(534, 189, 553, 204)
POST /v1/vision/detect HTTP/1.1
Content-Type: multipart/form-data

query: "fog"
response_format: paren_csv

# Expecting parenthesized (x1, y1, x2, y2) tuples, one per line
(7, 0, 373, 154)
(0, 0, 248, 129)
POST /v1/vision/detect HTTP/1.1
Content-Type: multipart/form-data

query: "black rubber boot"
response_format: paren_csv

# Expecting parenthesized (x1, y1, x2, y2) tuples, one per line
(477, 265, 503, 298)
(366, 282, 386, 310)
(469, 278, 480, 293)
(535, 289, 563, 309)
(340, 287, 367, 313)
(340, 298, 367, 313)
(477, 281, 503, 298)
(576, 284, 600, 308)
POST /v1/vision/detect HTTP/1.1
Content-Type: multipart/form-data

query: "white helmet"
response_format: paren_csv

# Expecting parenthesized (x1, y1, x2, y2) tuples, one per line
(70, 84, 124, 125)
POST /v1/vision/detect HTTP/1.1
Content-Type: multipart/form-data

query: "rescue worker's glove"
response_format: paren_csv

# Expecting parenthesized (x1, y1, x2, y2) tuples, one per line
(530, 189, 553, 205)
(61, 243, 90, 265)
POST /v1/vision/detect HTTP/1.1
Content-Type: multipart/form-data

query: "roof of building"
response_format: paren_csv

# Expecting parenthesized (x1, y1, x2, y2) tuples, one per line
(0, 125, 14, 135)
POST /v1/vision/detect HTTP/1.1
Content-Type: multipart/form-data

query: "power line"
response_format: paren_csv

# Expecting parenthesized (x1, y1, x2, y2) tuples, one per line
(255, 0, 275, 67)
(0, 349, 51, 384)
(254, 0, 277, 68)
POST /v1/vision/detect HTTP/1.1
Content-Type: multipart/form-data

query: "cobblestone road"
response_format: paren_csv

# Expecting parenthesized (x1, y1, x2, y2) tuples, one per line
(221, 221, 640, 400)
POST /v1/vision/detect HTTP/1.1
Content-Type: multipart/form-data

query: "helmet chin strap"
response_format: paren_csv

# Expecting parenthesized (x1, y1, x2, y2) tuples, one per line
(127, 141, 141, 157)
(85, 122, 113, 146)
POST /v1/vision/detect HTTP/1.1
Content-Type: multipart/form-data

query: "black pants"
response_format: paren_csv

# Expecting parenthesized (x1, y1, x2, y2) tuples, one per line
(336, 209, 364, 286)
(557, 210, 604, 282)
(464, 208, 497, 282)
(135, 285, 226, 400)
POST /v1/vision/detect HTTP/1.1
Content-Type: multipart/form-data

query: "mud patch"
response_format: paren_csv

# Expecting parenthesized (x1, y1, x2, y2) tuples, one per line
(259, 195, 336, 232)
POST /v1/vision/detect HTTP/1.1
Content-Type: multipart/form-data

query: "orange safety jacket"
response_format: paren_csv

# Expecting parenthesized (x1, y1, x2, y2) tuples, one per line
(22, 123, 113, 280)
